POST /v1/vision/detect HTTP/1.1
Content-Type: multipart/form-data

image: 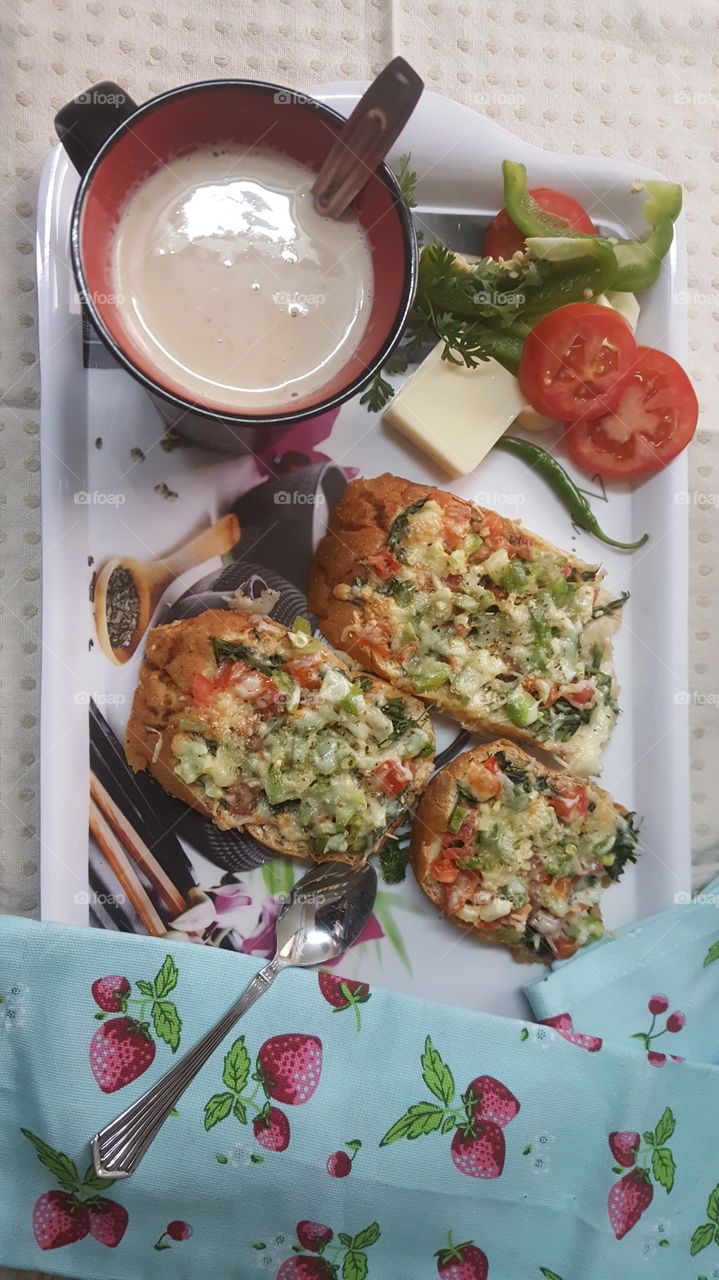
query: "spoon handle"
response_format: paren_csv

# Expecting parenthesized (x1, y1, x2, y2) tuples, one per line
(313, 56, 423, 219)
(91, 955, 285, 1179)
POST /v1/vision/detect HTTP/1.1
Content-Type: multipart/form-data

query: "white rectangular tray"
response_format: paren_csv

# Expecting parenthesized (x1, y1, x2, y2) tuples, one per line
(37, 84, 691, 1018)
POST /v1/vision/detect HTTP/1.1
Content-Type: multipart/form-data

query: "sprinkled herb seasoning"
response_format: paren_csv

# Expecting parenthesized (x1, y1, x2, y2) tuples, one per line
(105, 566, 140, 650)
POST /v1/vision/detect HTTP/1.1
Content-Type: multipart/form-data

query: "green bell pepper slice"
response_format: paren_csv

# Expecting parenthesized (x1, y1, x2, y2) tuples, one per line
(610, 180, 682, 292)
(502, 160, 592, 239)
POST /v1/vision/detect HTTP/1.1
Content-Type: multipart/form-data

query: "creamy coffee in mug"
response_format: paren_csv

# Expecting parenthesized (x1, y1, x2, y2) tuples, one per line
(111, 145, 374, 411)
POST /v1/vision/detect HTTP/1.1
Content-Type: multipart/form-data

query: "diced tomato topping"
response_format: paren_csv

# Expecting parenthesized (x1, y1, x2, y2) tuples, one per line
(561, 562, 573, 579)
(445, 574, 463, 591)
(396, 642, 419, 664)
(484, 755, 501, 775)
(548, 783, 589, 823)
(432, 858, 460, 884)
(355, 621, 392, 661)
(366, 548, 403, 580)
(478, 512, 506, 546)
(549, 934, 579, 960)
(213, 660, 236, 690)
(285, 653, 323, 689)
(561, 681, 595, 708)
(192, 672, 214, 705)
(440, 497, 472, 549)
(371, 759, 413, 797)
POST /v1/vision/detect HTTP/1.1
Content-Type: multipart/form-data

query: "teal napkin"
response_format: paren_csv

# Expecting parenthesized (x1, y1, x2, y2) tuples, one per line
(2, 901, 719, 1280)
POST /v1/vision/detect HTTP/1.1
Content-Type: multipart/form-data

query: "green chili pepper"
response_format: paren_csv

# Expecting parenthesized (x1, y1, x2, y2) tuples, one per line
(493, 436, 649, 550)
(521, 236, 618, 317)
(502, 160, 592, 239)
(610, 180, 683, 292)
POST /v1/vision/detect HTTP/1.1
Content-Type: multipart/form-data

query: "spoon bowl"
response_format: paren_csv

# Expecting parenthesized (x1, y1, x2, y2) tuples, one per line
(275, 860, 377, 967)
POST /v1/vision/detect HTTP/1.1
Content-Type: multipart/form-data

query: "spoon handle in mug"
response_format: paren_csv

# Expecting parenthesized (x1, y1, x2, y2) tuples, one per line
(91, 955, 286, 1179)
(313, 56, 424, 219)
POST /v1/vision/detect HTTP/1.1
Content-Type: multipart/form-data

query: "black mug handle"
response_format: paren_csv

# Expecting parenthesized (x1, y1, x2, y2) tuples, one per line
(54, 82, 138, 177)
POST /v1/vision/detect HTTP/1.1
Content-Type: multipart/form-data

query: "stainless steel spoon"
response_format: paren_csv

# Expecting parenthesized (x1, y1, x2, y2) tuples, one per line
(91, 859, 377, 1178)
(312, 56, 424, 220)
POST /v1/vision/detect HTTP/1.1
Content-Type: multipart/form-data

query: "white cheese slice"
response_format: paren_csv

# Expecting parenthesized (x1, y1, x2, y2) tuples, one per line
(383, 341, 525, 479)
(596, 291, 641, 332)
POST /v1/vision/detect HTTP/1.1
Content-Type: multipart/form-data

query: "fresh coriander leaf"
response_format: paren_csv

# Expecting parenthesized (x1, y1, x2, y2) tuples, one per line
(394, 153, 417, 207)
(379, 836, 410, 884)
(359, 372, 396, 413)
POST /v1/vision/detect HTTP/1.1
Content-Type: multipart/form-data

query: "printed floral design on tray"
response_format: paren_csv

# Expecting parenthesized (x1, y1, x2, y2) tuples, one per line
(607, 1107, 676, 1239)
(435, 1231, 489, 1279)
(690, 1181, 719, 1260)
(88, 954, 182, 1092)
(252, 1219, 380, 1278)
(380, 1037, 519, 1179)
(318, 971, 371, 1031)
(703, 939, 719, 967)
(154, 1220, 193, 1251)
(21, 1130, 128, 1252)
(203, 1033, 322, 1155)
(630, 994, 686, 1066)
(0, 982, 28, 1029)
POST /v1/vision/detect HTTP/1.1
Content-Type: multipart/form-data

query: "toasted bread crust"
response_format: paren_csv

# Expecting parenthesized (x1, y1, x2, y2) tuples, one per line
(126, 609, 434, 865)
(410, 739, 628, 963)
(308, 474, 620, 772)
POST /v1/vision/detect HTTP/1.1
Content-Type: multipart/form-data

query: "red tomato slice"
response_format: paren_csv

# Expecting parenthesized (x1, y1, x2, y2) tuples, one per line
(548, 783, 589, 824)
(519, 302, 637, 422)
(484, 187, 596, 260)
(565, 346, 699, 479)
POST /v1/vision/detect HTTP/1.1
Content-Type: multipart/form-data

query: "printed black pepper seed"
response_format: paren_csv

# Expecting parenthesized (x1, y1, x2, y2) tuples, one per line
(95, 437, 102, 449)
(160, 427, 191, 452)
(105, 566, 140, 650)
(89, 571, 96, 604)
(154, 482, 178, 501)
(88, 555, 94, 566)
(130, 446, 146, 462)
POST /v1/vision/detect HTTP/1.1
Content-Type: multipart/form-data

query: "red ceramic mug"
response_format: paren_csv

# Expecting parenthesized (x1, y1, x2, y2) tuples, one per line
(55, 79, 417, 453)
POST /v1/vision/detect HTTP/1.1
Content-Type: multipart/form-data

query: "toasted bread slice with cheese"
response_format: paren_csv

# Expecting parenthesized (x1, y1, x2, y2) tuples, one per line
(126, 609, 434, 866)
(410, 740, 637, 963)
(308, 474, 625, 775)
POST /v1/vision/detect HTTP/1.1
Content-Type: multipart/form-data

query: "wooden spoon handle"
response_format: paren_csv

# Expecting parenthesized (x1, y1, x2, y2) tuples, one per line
(162, 514, 240, 578)
(313, 57, 423, 220)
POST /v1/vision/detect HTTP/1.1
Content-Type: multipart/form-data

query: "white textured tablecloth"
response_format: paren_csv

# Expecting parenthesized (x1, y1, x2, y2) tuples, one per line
(1, 3, 717, 1275)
